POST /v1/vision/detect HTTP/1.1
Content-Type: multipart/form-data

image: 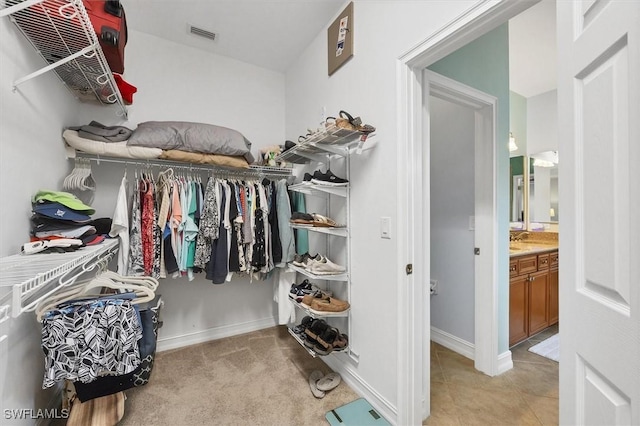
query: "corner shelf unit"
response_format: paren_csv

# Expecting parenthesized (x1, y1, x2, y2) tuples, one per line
(276, 124, 374, 164)
(0, 0, 128, 118)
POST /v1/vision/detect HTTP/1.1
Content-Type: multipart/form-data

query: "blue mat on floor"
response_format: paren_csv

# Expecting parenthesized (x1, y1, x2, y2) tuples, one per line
(325, 398, 390, 426)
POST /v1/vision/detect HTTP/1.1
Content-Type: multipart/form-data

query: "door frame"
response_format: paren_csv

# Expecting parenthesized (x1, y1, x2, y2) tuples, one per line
(425, 69, 498, 377)
(395, 0, 540, 424)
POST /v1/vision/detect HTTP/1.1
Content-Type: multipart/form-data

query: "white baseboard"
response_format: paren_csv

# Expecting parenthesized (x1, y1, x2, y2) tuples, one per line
(323, 354, 398, 426)
(430, 326, 474, 360)
(497, 350, 513, 375)
(156, 317, 277, 352)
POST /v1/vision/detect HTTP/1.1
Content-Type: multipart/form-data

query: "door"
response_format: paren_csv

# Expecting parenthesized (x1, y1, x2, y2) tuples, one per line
(557, 1, 640, 424)
(527, 269, 549, 336)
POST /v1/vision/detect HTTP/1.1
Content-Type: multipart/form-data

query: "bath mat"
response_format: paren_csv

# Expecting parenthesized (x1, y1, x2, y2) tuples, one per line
(326, 398, 390, 426)
(528, 333, 559, 362)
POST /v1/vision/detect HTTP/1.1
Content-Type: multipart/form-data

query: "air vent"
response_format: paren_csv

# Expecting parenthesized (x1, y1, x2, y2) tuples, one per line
(188, 24, 217, 41)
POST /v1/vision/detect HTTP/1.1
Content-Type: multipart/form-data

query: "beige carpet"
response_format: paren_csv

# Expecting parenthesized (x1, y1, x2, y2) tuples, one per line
(118, 326, 359, 426)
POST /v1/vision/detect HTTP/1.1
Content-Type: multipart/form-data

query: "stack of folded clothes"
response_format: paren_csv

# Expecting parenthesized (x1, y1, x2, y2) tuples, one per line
(30, 190, 110, 252)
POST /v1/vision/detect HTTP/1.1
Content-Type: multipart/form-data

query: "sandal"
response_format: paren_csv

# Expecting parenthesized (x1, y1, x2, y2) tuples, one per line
(311, 213, 343, 228)
(332, 110, 376, 134)
(304, 318, 328, 341)
(332, 333, 349, 352)
(314, 326, 340, 355)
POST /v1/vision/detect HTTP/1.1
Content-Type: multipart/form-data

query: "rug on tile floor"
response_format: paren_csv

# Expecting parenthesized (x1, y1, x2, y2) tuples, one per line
(528, 333, 559, 362)
(326, 398, 390, 426)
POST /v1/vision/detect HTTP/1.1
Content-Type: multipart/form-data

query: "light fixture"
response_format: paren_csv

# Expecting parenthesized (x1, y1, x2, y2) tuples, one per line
(509, 132, 518, 152)
(533, 158, 555, 167)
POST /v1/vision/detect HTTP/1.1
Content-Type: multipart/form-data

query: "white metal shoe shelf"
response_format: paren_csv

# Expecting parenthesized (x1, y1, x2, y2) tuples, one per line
(0, 0, 128, 118)
(276, 124, 375, 164)
(285, 127, 365, 361)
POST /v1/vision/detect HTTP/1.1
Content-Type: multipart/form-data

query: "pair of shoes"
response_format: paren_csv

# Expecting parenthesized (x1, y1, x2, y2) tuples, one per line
(302, 172, 313, 184)
(290, 212, 314, 225)
(311, 213, 343, 228)
(311, 169, 349, 187)
(309, 370, 342, 399)
(300, 289, 331, 306)
(309, 296, 350, 314)
(327, 110, 376, 134)
(291, 316, 313, 336)
(289, 279, 315, 298)
(308, 256, 346, 275)
(292, 252, 310, 267)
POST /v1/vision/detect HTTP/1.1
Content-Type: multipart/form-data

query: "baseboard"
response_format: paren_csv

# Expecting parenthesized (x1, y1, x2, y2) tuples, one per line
(323, 354, 398, 426)
(156, 317, 277, 352)
(430, 326, 474, 360)
(497, 349, 513, 375)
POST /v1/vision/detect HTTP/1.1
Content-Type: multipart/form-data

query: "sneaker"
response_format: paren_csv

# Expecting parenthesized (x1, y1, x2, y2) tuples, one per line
(304, 254, 325, 271)
(292, 253, 310, 267)
(309, 256, 346, 275)
(311, 169, 349, 187)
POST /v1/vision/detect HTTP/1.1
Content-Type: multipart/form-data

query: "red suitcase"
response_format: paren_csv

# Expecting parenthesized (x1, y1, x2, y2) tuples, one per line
(83, 0, 127, 74)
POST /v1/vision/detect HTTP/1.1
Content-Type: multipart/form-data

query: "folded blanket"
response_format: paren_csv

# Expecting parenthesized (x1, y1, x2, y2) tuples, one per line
(63, 130, 162, 159)
(159, 150, 249, 168)
(69, 121, 133, 142)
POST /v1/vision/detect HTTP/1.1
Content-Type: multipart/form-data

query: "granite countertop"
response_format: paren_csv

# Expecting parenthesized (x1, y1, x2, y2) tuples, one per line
(509, 241, 558, 256)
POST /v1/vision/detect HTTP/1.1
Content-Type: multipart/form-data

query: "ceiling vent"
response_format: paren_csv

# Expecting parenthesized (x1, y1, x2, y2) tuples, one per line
(188, 24, 217, 41)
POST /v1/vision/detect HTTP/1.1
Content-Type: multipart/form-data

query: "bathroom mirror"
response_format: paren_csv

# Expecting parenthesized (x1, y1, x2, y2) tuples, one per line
(529, 151, 559, 224)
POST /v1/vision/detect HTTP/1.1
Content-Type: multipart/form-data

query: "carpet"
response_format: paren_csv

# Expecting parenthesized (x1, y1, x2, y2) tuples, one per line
(326, 398, 390, 426)
(528, 333, 559, 362)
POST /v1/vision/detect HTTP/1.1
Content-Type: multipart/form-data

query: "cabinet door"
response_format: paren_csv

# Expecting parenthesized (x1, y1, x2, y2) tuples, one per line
(509, 275, 529, 347)
(528, 270, 549, 336)
(548, 267, 559, 325)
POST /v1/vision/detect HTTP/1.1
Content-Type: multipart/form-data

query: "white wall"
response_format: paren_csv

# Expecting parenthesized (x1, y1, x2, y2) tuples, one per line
(285, 0, 477, 418)
(526, 89, 557, 155)
(429, 96, 475, 344)
(1, 18, 82, 425)
(0, 26, 286, 421)
(78, 30, 288, 349)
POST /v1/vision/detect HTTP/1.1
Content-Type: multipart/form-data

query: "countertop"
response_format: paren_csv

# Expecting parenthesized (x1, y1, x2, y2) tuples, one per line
(509, 241, 558, 256)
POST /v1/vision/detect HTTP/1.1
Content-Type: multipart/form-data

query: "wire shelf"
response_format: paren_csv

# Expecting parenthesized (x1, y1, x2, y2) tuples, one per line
(0, 238, 118, 317)
(1, 0, 128, 117)
(276, 124, 373, 164)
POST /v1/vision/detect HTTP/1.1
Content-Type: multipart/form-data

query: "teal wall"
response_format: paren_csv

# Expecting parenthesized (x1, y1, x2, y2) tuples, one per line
(428, 23, 511, 353)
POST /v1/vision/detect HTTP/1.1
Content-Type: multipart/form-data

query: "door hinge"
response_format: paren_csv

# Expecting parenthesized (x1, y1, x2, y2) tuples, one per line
(474, 247, 480, 255)
(406, 264, 413, 275)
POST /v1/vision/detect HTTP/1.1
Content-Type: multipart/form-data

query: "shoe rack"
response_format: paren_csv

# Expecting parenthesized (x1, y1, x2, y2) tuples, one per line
(0, 0, 128, 118)
(284, 128, 371, 362)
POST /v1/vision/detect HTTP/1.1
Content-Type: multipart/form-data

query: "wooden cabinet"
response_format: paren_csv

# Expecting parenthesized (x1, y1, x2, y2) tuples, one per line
(509, 249, 558, 347)
(548, 251, 559, 325)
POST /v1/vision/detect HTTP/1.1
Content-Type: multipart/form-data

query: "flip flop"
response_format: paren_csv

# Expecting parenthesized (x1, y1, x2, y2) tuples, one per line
(309, 370, 325, 399)
(316, 372, 341, 391)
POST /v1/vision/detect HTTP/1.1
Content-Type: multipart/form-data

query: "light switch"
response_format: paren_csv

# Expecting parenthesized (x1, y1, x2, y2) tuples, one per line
(380, 217, 391, 239)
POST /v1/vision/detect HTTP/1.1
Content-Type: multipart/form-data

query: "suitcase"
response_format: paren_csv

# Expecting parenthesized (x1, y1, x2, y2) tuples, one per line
(83, 0, 128, 74)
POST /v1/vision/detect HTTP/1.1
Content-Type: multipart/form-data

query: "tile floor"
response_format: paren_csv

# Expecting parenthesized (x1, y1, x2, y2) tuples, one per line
(426, 324, 559, 425)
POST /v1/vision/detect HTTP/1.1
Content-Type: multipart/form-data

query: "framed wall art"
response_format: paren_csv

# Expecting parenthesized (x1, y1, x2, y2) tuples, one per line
(327, 2, 354, 76)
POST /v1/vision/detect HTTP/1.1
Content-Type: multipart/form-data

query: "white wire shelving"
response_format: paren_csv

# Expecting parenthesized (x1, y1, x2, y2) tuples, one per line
(276, 124, 375, 164)
(0, 0, 128, 118)
(0, 238, 119, 318)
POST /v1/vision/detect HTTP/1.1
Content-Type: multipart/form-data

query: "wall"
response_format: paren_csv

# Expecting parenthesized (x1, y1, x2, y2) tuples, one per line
(526, 89, 557, 155)
(427, 23, 511, 353)
(285, 0, 478, 418)
(429, 96, 476, 344)
(78, 30, 287, 350)
(510, 91, 527, 157)
(0, 26, 286, 423)
(0, 18, 83, 425)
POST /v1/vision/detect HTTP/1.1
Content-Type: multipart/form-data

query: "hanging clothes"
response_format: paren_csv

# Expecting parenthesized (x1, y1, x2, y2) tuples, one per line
(194, 177, 219, 269)
(276, 179, 295, 266)
(128, 177, 145, 276)
(109, 175, 130, 275)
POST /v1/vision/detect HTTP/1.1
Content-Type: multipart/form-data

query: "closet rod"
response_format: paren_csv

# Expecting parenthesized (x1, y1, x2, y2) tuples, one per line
(74, 153, 294, 178)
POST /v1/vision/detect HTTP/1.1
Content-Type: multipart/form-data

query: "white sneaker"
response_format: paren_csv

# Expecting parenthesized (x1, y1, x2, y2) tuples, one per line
(310, 256, 346, 275)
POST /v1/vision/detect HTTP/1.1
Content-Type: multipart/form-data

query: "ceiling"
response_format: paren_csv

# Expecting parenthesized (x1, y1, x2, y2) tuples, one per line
(124, 0, 557, 95)
(508, 0, 557, 98)
(123, 0, 345, 72)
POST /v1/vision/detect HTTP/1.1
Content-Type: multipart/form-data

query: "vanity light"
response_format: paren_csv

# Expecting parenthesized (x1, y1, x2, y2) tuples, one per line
(509, 132, 518, 152)
(533, 158, 555, 168)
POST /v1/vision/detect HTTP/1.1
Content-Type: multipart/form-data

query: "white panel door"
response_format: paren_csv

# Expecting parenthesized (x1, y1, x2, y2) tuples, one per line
(557, 1, 640, 424)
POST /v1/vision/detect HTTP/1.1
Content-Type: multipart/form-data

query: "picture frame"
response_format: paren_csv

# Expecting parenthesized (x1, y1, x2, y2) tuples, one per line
(328, 2, 354, 76)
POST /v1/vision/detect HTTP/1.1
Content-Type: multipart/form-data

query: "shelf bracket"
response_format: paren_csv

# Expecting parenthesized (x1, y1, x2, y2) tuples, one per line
(13, 43, 98, 90)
